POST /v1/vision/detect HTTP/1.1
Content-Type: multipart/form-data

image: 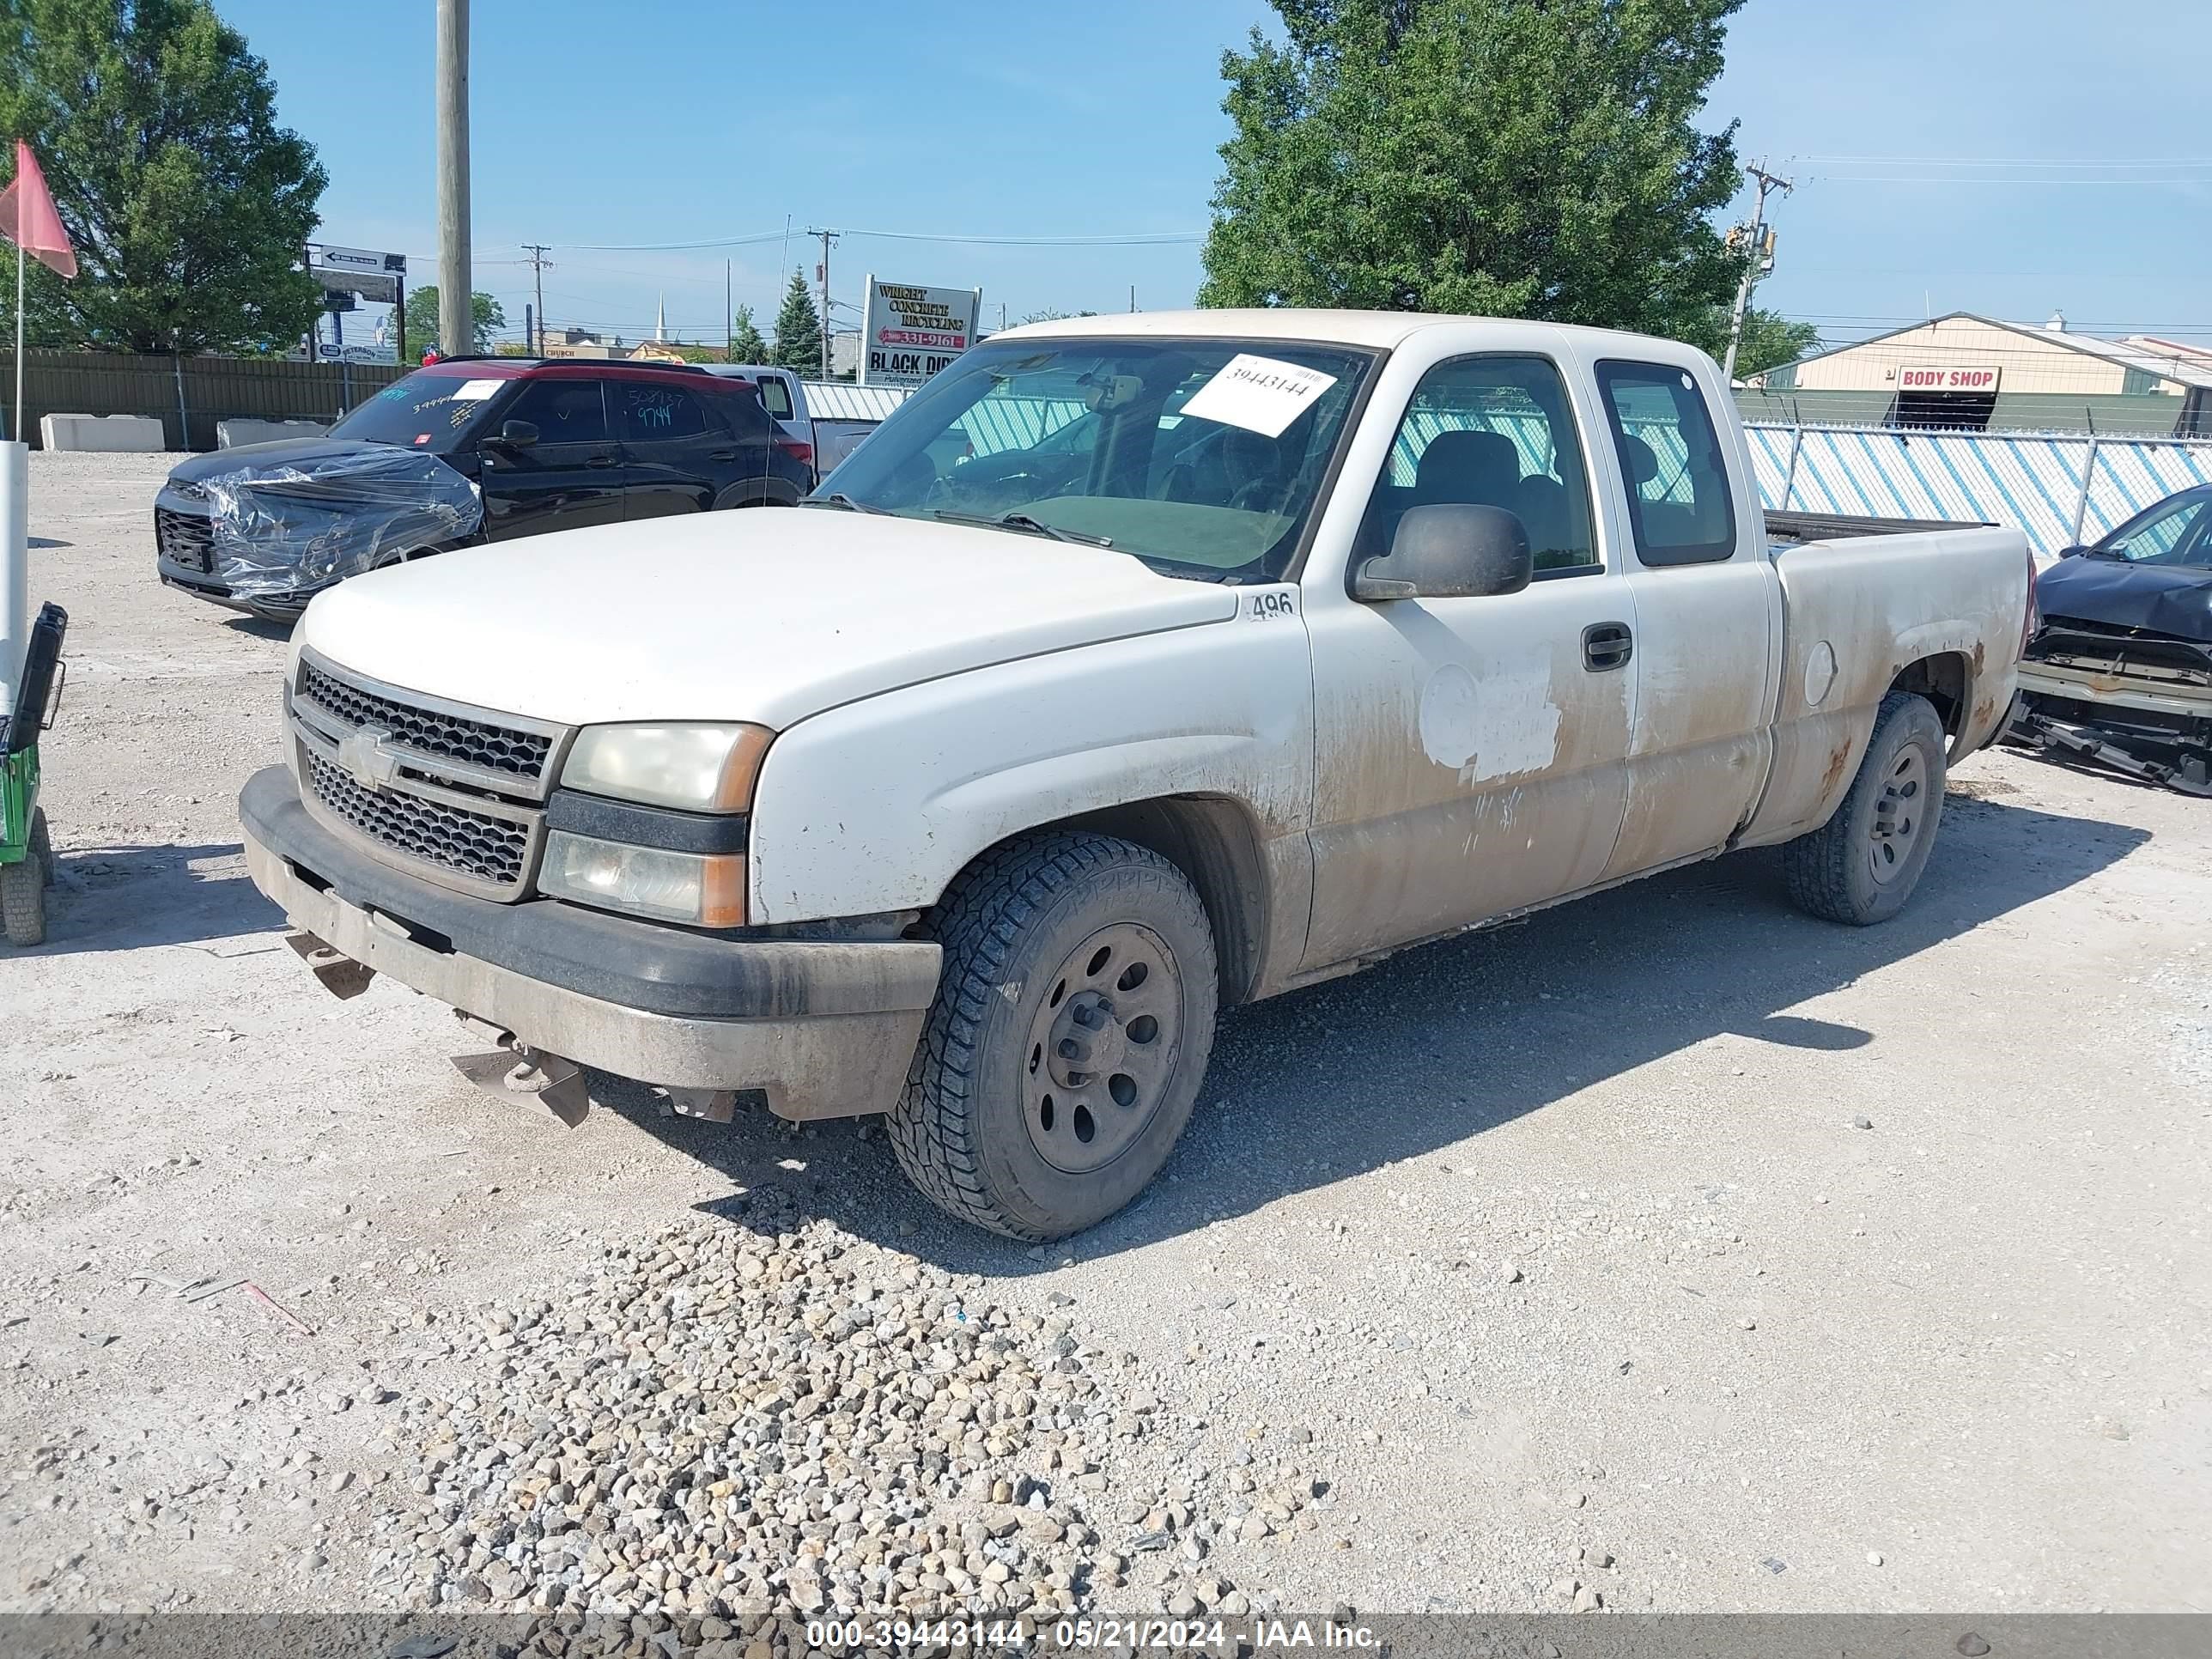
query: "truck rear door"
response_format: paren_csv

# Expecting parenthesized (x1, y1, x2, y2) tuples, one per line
(615, 380, 738, 519)
(1577, 354, 1780, 880)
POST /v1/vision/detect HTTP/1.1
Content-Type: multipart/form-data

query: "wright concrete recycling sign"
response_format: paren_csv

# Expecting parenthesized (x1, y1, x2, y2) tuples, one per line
(860, 276, 982, 386)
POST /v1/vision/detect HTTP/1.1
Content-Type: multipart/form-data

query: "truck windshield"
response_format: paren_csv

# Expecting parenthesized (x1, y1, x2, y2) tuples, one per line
(814, 337, 1376, 582)
(327, 371, 511, 451)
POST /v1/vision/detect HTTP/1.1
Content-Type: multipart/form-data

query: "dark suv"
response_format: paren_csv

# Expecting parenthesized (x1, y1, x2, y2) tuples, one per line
(155, 358, 814, 619)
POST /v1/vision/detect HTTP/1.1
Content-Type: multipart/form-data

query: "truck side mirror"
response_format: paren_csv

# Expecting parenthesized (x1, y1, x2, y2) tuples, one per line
(2056, 543, 2088, 558)
(1352, 504, 1533, 602)
(493, 419, 539, 449)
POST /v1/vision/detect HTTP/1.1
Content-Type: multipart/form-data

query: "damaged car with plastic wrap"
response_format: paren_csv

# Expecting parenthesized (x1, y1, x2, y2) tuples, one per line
(2008, 484, 2212, 795)
(154, 358, 809, 619)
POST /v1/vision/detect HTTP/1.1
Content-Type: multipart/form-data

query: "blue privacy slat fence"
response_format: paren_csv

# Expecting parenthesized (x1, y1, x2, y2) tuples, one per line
(1745, 422, 2212, 554)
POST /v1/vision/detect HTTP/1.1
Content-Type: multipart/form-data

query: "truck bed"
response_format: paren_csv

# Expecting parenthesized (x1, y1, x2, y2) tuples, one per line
(1765, 508, 1993, 544)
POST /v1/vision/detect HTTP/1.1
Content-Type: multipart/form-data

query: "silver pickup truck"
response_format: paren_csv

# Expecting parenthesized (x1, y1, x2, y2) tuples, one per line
(240, 310, 2036, 1237)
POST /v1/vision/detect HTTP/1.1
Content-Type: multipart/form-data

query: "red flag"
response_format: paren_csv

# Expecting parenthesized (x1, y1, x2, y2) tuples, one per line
(0, 140, 76, 279)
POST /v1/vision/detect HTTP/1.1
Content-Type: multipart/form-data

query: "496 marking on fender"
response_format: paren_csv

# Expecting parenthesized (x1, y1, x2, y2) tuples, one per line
(1246, 589, 1297, 620)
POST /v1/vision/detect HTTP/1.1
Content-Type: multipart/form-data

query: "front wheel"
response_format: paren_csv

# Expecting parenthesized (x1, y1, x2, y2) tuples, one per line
(1784, 691, 1948, 926)
(889, 832, 1219, 1239)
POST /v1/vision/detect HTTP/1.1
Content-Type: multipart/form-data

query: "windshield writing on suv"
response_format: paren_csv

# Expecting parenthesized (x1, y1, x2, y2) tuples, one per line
(815, 337, 1376, 582)
(327, 371, 510, 451)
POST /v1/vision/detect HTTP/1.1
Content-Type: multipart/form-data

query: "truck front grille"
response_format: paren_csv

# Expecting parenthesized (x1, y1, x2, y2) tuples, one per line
(155, 507, 214, 574)
(302, 750, 532, 890)
(300, 660, 555, 785)
(289, 651, 570, 901)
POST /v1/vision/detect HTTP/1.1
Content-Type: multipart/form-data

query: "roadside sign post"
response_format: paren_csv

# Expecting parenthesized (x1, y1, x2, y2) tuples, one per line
(858, 276, 981, 388)
(306, 246, 405, 378)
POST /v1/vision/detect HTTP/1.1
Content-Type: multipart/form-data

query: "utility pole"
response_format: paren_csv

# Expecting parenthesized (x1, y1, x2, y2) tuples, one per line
(522, 243, 551, 354)
(1721, 159, 1791, 383)
(805, 227, 836, 380)
(435, 0, 471, 358)
(725, 259, 732, 362)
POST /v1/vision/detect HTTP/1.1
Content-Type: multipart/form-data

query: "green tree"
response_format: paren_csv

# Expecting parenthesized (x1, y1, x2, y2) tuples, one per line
(400, 285, 506, 356)
(0, 0, 327, 351)
(1728, 306, 1820, 379)
(770, 273, 823, 373)
(1200, 0, 1744, 349)
(1018, 307, 1098, 325)
(730, 303, 767, 363)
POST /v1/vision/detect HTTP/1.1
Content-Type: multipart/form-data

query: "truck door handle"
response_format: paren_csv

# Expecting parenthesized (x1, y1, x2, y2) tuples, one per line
(587, 453, 618, 468)
(1583, 621, 1633, 672)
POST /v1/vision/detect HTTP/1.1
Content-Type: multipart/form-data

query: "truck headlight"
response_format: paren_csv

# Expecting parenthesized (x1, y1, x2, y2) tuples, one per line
(538, 831, 746, 927)
(560, 722, 772, 812)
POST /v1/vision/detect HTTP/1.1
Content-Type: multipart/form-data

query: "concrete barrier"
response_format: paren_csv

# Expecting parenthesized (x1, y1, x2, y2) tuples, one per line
(39, 413, 167, 453)
(217, 418, 330, 449)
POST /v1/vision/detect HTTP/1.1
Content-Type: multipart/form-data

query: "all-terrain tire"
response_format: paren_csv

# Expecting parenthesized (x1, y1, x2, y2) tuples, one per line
(2, 808, 51, 947)
(1784, 692, 1948, 926)
(888, 831, 1219, 1240)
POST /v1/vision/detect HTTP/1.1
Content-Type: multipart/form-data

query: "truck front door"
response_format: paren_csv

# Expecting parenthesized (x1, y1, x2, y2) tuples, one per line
(477, 378, 624, 539)
(1299, 349, 1638, 970)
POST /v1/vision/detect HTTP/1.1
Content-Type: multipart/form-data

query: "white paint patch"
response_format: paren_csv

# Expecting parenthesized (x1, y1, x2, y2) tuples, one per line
(1417, 658, 1562, 782)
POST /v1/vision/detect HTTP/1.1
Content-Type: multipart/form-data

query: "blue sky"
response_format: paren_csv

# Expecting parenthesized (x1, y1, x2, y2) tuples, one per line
(213, 0, 2212, 352)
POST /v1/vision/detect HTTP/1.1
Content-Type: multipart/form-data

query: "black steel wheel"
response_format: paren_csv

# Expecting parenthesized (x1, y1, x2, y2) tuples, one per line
(890, 831, 1218, 1239)
(1785, 692, 1948, 927)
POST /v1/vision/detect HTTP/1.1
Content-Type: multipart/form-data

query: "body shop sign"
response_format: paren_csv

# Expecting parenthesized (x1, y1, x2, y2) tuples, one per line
(1898, 364, 2002, 393)
(860, 277, 981, 386)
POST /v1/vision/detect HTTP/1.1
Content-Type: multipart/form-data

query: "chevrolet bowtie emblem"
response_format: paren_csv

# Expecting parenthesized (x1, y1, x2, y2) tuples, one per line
(337, 722, 401, 790)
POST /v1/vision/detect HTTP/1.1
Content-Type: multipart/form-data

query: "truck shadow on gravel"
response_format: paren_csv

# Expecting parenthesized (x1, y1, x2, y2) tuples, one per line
(609, 792, 2147, 1269)
(28, 841, 286, 954)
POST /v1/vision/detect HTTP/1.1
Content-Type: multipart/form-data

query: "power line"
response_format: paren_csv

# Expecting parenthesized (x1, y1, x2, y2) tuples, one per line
(551, 225, 1203, 252)
(1808, 174, 2212, 187)
(836, 228, 1201, 246)
(1796, 153, 2212, 168)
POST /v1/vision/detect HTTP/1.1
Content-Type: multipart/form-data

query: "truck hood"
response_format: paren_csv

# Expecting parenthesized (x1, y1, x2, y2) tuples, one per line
(2037, 553, 2212, 643)
(297, 507, 1241, 728)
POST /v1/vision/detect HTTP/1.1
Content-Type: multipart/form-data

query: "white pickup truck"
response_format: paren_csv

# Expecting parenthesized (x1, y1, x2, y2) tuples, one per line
(240, 310, 2033, 1238)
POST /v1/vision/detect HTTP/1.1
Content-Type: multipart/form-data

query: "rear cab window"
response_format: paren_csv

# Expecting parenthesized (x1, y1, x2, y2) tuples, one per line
(1595, 361, 1737, 566)
(752, 377, 794, 419)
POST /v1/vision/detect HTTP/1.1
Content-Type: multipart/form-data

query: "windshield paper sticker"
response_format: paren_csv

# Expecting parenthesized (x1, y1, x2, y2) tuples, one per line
(451, 379, 502, 402)
(1181, 354, 1339, 438)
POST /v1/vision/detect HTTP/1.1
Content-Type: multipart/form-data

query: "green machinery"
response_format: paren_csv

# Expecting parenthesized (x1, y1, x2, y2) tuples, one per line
(2, 600, 65, 946)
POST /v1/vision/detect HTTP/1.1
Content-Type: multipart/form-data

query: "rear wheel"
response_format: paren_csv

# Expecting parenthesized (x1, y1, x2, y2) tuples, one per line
(889, 832, 1218, 1239)
(3, 808, 52, 947)
(1784, 692, 1948, 926)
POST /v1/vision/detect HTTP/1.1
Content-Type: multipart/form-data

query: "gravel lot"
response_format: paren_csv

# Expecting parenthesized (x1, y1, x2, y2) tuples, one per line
(3, 450, 2209, 1620)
